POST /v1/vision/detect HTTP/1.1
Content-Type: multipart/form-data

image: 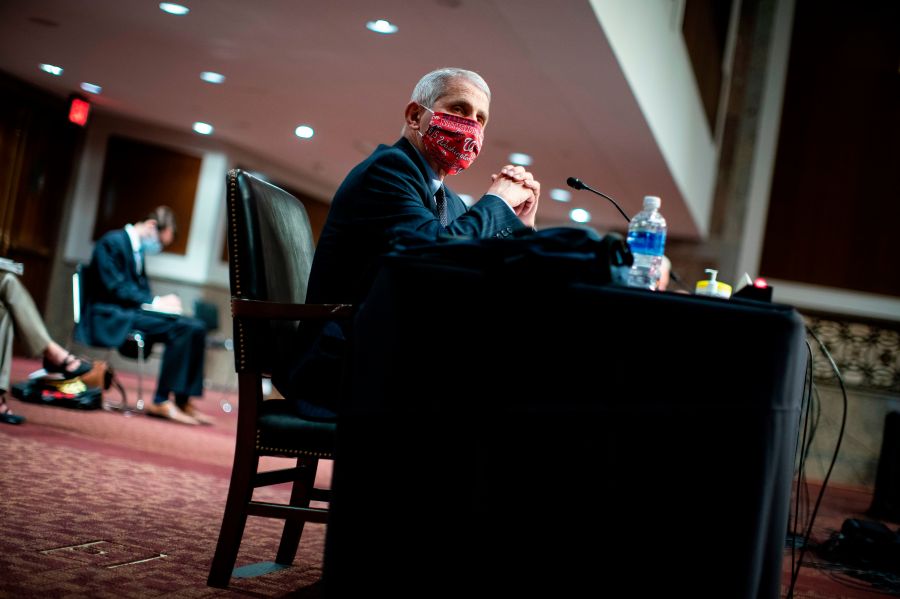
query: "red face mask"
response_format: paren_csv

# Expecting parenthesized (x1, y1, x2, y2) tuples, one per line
(418, 106, 484, 175)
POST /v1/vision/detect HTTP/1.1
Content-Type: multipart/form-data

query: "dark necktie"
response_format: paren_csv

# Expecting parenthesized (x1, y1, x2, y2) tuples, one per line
(435, 186, 448, 227)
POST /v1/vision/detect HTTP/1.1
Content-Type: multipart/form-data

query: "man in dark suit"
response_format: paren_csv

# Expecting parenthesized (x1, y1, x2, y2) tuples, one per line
(306, 67, 539, 306)
(78, 206, 210, 425)
(280, 67, 541, 419)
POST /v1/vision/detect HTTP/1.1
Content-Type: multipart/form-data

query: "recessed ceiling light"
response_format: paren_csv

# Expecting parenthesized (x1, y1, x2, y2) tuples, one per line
(569, 208, 591, 223)
(508, 152, 532, 166)
(80, 82, 102, 94)
(159, 3, 190, 16)
(549, 188, 571, 202)
(39, 63, 63, 76)
(366, 19, 398, 34)
(192, 122, 213, 135)
(200, 71, 225, 84)
(295, 125, 315, 139)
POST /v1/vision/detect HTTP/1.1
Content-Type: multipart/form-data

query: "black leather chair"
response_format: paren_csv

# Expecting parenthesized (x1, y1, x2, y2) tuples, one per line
(207, 169, 351, 588)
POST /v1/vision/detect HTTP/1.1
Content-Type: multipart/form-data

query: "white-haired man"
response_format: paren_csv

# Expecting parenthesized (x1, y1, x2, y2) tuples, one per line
(279, 67, 541, 419)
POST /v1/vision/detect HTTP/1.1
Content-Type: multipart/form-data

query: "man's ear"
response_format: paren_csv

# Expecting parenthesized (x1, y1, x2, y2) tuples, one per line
(404, 101, 424, 131)
(144, 219, 159, 234)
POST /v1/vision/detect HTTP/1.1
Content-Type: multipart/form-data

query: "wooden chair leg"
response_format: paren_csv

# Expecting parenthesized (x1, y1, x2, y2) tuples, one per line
(208, 451, 260, 587)
(275, 457, 318, 565)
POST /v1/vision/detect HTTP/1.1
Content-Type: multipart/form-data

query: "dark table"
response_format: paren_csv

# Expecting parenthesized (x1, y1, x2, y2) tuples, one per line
(324, 252, 807, 598)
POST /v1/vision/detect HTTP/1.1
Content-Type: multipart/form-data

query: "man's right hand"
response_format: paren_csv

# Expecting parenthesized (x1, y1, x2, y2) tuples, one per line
(487, 165, 540, 226)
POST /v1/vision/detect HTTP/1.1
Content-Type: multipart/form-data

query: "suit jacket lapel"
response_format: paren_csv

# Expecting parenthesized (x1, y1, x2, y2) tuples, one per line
(443, 186, 467, 221)
(394, 137, 469, 220)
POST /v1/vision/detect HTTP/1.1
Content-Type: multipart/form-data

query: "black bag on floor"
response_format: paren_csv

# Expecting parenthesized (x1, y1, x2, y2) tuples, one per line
(11, 379, 103, 410)
(869, 411, 900, 523)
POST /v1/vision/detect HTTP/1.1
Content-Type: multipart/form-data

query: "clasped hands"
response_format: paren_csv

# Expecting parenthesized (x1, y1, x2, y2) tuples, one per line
(488, 164, 540, 228)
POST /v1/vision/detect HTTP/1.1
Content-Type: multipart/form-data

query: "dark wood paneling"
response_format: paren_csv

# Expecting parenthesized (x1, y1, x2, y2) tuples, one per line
(302, 195, 330, 245)
(0, 70, 81, 316)
(92, 135, 200, 255)
(682, 0, 734, 132)
(760, 0, 900, 297)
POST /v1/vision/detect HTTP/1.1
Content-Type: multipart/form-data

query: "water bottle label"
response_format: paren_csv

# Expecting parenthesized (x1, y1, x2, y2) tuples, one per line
(626, 230, 666, 256)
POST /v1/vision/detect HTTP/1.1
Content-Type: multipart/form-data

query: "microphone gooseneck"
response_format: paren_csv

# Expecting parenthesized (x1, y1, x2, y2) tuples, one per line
(566, 176, 692, 293)
(566, 176, 631, 223)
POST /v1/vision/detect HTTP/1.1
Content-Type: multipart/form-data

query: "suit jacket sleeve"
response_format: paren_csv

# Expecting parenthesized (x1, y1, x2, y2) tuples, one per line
(356, 148, 524, 243)
(92, 233, 153, 307)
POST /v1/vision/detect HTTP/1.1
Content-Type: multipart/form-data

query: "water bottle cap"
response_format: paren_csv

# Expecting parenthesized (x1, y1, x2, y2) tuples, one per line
(643, 196, 661, 210)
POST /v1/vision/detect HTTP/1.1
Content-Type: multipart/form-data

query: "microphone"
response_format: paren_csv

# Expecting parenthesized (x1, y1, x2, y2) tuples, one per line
(567, 176, 690, 292)
(566, 177, 631, 223)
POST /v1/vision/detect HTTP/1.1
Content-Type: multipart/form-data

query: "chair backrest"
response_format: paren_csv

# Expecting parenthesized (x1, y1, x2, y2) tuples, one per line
(226, 169, 316, 372)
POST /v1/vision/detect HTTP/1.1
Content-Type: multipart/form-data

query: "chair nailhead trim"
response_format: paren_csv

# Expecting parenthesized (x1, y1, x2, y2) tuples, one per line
(238, 322, 245, 369)
(227, 171, 248, 370)
(256, 430, 333, 458)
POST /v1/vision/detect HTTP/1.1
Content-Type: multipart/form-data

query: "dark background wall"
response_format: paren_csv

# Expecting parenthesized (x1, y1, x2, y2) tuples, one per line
(760, 0, 899, 297)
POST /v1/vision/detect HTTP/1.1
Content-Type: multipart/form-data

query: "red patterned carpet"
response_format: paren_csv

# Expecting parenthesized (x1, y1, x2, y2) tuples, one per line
(2, 357, 898, 597)
(783, 482, 899, 598)
(1, 358, 329, 598)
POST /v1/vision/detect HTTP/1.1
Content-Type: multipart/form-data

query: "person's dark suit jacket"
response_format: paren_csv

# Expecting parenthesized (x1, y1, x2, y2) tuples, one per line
(306, 137, 526, 306)
(281, 137, 527, 419)
(77, 229, 153, 348)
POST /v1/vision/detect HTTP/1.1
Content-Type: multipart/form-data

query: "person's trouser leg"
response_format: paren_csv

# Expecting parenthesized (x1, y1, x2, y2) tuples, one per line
(159, 316, 206, 398)
(0, 273, 52, 357)
(0, 301, 13, 391)
(131, 312, 206, 402)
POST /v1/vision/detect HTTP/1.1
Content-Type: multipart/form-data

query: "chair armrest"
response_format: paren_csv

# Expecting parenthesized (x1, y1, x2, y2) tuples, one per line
(231, 298, 353, 321)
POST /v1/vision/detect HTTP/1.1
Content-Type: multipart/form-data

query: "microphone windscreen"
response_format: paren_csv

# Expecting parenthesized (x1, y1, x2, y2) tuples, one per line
(566, 177, 584, 190)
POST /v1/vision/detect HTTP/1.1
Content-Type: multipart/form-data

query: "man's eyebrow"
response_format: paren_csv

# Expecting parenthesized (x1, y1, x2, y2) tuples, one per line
(443, 96, 487, 122)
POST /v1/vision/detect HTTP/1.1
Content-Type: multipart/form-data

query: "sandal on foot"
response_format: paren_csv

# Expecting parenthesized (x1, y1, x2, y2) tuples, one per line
(42, 352, 93, 378)
(0, 399, 25, 425)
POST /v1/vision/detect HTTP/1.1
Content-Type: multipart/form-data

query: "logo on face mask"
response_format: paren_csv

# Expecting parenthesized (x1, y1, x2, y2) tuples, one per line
(418, 106, 483, 175)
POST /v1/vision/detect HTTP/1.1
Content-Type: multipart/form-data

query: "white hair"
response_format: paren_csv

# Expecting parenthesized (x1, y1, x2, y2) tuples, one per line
(410, 67, 491, 108)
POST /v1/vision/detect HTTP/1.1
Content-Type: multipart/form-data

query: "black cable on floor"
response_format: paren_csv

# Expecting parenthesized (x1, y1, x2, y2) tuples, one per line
(787, 327, 849, 598)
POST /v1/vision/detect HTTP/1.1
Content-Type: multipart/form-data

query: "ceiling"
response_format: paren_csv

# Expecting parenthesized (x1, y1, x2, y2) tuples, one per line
(0, 0, 700, 238)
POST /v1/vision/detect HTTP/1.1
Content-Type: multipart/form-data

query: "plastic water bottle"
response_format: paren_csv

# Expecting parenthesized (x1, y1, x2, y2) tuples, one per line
(626, 196, 667, 290)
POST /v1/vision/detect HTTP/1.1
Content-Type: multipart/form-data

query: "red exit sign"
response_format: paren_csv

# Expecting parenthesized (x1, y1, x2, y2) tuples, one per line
(68, 95, 90, 126)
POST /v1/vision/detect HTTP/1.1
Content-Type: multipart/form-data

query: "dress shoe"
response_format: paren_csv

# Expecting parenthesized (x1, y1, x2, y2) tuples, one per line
(145, 400, 199, 425)
(178, 400, 215, 425)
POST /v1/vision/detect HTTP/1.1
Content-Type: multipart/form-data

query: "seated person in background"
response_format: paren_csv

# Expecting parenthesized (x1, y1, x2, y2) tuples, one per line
(1, 271, 92, 425)
(78, 206, 211, 426)
(276, 67, 541, 420)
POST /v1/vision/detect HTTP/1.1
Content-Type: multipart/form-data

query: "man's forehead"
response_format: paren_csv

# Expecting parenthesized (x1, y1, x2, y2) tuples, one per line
(440, 79, 488, 101)
(436, 80, 490, 115)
